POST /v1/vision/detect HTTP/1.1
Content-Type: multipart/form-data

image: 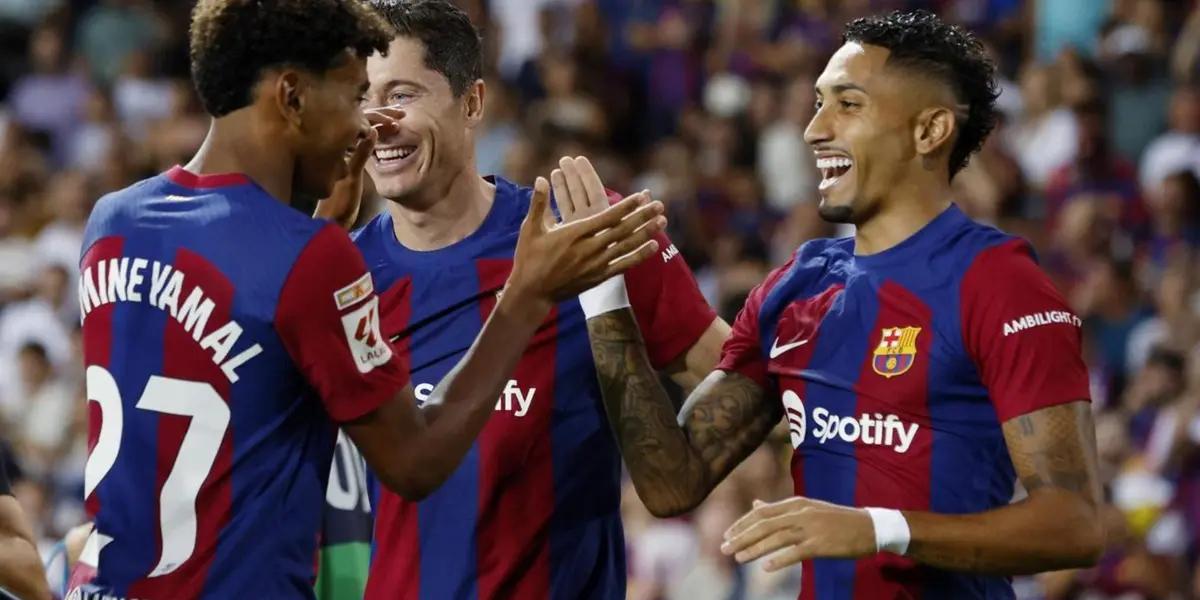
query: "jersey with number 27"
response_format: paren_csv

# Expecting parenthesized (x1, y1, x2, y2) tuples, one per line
(68, 167, 409, 599)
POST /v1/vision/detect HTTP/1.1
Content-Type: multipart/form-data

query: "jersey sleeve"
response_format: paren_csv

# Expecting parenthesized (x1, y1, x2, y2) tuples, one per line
(960, 238, 1090, 423)
(714, 257, 795, 388)
(623, 225, 718, 369)
(276, 224, 410, 423)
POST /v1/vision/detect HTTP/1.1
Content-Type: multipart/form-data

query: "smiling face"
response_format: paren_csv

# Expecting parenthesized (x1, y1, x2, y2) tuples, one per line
(289, 53, 372, 199)
(362, 36, 482, 202)
(804, 41, 960, 225)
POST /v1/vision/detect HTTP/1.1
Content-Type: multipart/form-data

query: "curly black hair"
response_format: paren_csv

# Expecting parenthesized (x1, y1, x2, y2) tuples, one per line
(190, 0, 394, 118)
(843, 10, 999, 178)
(369, 0, 483, 97)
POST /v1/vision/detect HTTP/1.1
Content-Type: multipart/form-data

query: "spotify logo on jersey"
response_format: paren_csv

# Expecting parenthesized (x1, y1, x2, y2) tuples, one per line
(782, 390, 806, 448)
(779, 389, 919, 453)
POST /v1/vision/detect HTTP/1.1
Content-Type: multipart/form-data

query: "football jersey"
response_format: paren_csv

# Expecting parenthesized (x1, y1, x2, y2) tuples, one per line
(315, 432, 373, 600)
(352, 176, 716, 600)
(69, 167, 408, 599)
(717, 204, 1091, 600)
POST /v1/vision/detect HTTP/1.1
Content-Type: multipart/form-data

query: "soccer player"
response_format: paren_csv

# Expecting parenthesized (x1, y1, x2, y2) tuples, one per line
(68, 0, 665, 598)
(0, 446, 51, 600)
(577, 10, 1105, 599)
(339, 1, 725, 597)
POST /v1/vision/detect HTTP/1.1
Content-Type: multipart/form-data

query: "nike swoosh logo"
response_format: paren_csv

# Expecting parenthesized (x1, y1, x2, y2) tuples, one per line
(769, 337, 809, 359)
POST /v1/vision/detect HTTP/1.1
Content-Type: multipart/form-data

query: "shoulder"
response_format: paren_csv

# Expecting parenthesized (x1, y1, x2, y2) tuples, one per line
(350, 211, 390, 249)
(81, 174, 166, 253)
(940, 214, 1030, 276)
(960, 234, 1037, 281)
(489, 175, 533, 230)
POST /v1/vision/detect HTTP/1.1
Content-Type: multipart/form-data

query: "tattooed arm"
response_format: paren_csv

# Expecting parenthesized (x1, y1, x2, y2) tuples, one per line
(902, 401, 1104, 573)
(721, 401, 1103, 575)
(588, 309, 781, 517)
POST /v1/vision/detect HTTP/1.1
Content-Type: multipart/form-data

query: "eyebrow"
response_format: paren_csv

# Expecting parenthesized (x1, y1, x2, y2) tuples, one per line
(815, 82, 868, 96)
(374, 78, 429, 94)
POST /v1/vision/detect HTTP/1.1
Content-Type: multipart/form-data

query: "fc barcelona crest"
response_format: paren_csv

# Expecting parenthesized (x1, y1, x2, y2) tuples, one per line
(872, 326, 921, 378)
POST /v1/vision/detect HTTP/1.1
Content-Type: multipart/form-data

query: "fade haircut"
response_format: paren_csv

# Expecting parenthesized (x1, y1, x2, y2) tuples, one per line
(370, 0, 483, 97)
(190, 0, 394, 117)
(843, 10, 1000, 178)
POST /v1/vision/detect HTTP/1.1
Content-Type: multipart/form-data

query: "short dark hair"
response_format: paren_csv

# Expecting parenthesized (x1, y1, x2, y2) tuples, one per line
(370, 0, 483, 97)
(843, 10, 999, 178)
(189, 0, 394, 117)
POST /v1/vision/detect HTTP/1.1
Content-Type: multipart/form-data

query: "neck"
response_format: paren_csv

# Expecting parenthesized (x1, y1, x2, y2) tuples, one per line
(854, 174, 953, 256)
(184, 111, 294, 203)
(388, 158, 495, 252)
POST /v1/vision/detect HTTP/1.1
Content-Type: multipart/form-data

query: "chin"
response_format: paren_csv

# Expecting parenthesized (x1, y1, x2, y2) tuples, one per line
(817, 198, 856, 224)
(372, 172, 421, 202)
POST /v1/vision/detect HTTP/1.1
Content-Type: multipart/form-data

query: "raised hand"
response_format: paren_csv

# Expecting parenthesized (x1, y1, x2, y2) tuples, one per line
(314, 107, 405, 228)
(721, 496, 877, 572)
(506, 177, 666, 315)
(551, 155, 613, 223)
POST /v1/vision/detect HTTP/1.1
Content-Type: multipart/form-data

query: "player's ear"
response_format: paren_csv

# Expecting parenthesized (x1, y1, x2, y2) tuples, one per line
(913, 106, 956, 159)
(274, 70, 306, 129)
(464, 79, 485, 129)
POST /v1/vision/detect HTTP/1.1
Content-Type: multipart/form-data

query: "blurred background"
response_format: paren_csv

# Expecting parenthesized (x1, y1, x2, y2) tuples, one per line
(1, 0, 1199, 598)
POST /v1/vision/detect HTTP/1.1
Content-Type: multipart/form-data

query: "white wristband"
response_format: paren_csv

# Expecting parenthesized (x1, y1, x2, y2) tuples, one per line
(865, 507, 911, 555)
(579, 275, 631, 319)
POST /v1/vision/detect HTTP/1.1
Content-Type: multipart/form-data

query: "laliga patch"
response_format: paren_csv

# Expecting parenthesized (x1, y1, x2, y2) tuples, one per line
(340, 297, 392, 374)
(334, 273, 374, 311)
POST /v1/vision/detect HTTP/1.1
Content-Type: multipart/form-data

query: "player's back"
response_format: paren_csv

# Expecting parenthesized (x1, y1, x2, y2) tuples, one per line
(72, 168, 354, 599)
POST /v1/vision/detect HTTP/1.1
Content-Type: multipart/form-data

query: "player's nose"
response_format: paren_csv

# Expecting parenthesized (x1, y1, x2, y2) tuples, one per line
(804, 107, 833, 146)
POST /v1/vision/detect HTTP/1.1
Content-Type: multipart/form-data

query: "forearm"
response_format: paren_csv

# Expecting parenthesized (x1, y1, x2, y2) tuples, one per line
(587, 309, 711, 516)
(0, 498, 50, 600)
(903, 490, 1103, 574)
(403, 290, 550, 492)
(904, 403, 1104, 574)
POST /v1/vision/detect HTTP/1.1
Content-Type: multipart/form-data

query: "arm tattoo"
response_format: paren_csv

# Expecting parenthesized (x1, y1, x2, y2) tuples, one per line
(1003, 402, 1100, 501)
(587, 309, 778, 514)
(904, 402, 1103, 575)
(681, 372, 781, 485)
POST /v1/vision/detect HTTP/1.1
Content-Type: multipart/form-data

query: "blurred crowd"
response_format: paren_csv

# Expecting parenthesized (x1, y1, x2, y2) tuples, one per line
(1, 0, 1199, 598)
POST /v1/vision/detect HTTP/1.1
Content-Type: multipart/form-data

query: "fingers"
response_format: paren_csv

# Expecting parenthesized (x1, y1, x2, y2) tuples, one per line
(761, 544, 809, 572)
(347, 126, 378, 172)
(597, 217, 664, 265)
(571, 191, 651, 235)
(365, 107, 404, 138)
(574, 156, 608, 214)
(558, 156, 590, 215)
(551, 168, 574, 220)
(723, 515, 802, 563)
(593, 205, 665, 257)
(524, 177, 552, 234)
(724, 497, 804, 541)
(599, 239, 660, 278)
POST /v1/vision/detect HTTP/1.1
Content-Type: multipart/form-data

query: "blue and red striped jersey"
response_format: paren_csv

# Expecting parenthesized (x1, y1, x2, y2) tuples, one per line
(353, 176, 716, 600)
(69, 167, 408, 599)
(718, 204, 1091, 600)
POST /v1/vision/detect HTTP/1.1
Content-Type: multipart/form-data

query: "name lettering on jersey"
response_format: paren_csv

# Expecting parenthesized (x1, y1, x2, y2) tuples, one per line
(339, 296, 392, 373)
(334, 272, 374, 310)
(413, 379, 535, 417)
(66, 590, 131, 600)
(782, 390, 917, 453)
(1002, 310, 1081, 337)
(78, 258, 263, 383)
(661, 243, 680, 263)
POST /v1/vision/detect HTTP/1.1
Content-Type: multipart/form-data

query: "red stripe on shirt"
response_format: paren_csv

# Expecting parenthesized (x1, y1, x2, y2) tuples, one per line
(473, 258, 555, 599)
(365, 276, 419, 600)
(767, 284, 842, 600)
(75, 236, 123, 589)
(850, 281, 932, 600)
(128, 248, 234, 598)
